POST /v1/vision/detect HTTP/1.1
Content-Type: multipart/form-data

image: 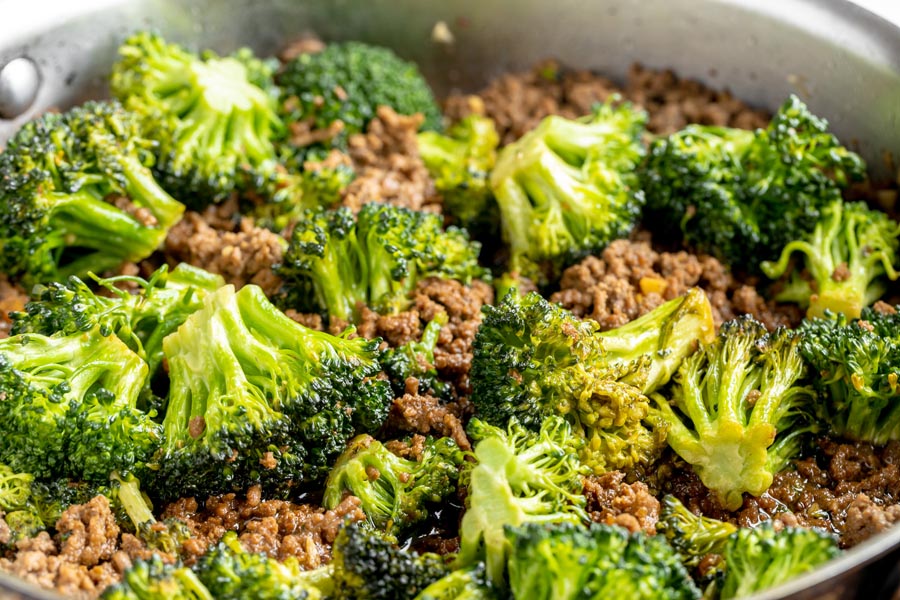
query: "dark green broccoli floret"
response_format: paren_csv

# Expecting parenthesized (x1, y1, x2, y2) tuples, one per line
(111, 32, 283, 204)
(651, 317, 816, 510)
(278, 41, 442, 148)
(194, 531, 332, 599)
(157, 283, 392, 499)
(382, 312, 452, 399)
(0, 101, 185, 286)
(762, 200, 900, 319)
(506, 522, 700, 600)
(418, 115, 500, 235)
(641, 95, 865, 270)
(798, 307, 900, 444)
(0, 327, 158, 483)
(719, 523, 839, 599)
(456, 416, 589, 586)
(100, 555, 213, 600)
(276, 203, 485, 324)
(471, 288, 714, 474)
(413, 564, 498, 600)
(323, 434, 464, 533)
(331, 522, 449, 600)
(656, 495, 737, 568)
(490, 97, 646, 280)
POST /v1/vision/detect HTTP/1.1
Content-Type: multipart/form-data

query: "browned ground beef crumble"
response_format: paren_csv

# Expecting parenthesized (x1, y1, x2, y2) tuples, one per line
(2, 54, 896, 598)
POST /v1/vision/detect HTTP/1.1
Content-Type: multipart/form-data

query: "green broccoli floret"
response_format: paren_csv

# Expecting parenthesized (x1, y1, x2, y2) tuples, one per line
(157, 283, 392, 499)
(506, 522, 700, 600)
(101, 555, 213, 600)
(761, 200, 900, 319)
(331, 522, 449, 600)
(111, 32, 282, 204)
(382, 312, 452, 399)
(641, 95, 865, 270)
(0, 463, 42, 543)
(276, 203, 485, 324)
(490, 97, 646, 280)
(12, 263, 224, 385)
(413, 564, 498, 600)
(455, 416, 589, 587)
(0, 101, 185, 286)
(194, 531, 332, 600)
(110, 474, 192, 556)
(719, 523, 839, 599)
(798, 307, 900, 444)
(0, 327, 158, 483)
(418, 115, 500, 235)
(657, 495, 737, 568)
(278, 41, 442, 148)
(323, 434, 464, 533)
(471, 288, 714, 474)
(651, 316, 816, 510)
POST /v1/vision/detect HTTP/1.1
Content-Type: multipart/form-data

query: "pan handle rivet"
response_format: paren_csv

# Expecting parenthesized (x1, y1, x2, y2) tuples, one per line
(0, 57, 41, 120)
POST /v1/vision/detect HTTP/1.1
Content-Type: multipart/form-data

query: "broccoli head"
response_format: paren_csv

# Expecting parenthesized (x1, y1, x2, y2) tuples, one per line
(641, 95, 866, 270)
(0, 101, 185, 285)
(505, 522, 700, 600)
(157, 283, 392, 499)
(651, 316, 816, 510)
(719, 523, 839, 599)
(455, 416, 589, 586)
(324, 434, 464, 533)
(0, 463, 42, 543)
(413, 565, 498, 600)
(382, 312, 452, 399)
(101, 555, 213, 600)
(276, 203, 485, 323)
(798, 307, 900, 444)
(490, 97, 646, 279)
(471, 289, 713, 474)
(331, 522, 449, 600)
(656, 495, 737, 569)
(418, 115, 500, 235)
(111, 32, 282, 204)
(278, 41, 442, 148)
(761, 200, 900, 319)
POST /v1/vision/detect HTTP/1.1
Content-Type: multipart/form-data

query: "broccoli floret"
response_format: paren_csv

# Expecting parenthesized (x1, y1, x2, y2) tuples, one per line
(719, 523, 839, 599)
(506, 522, 700, 600)
(455, 416, 589, 586)
(111, 32, 282, 204)
(0, 463, 33, 514)
(413, 564, 498, 600)
(657, 496, 737, 568)
(276, 203, 485, 323)
(798, 307, 900, 444)
(157, 284, 392, 499)
(490, 97, 646, 280)
(0, 101, 185, 286)
(194, 531, 332, 600)
(761, 200, 900, 319)
(101, 555, 213, 600)
(418, 115, 500, 235)
(323, 434, 464, 533)
(331, 522, 449, 600)
(651, 316, 816, 510)
(0, 327, 157, 482)
(278, 41, 442, 148)
(382, 312, 452, 399)
(641, 95, 865, 270)
(471, 289, 714, 474)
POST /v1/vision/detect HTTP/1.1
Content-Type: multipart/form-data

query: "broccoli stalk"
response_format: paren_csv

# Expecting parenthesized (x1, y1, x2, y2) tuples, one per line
(490, 97, 646, 280)
(455, 417, 589, 587)
(761, 200, 900, 319)
(0, 102, 184, 285)
(650, 317, 816, 510)
(158, 284, 392, 499)
(471, 289, 714, 474)
(323, 434, 464, 533)
(656, 495, 737, 568)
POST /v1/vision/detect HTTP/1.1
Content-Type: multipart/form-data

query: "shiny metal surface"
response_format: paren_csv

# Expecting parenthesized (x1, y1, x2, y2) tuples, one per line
(1, 0, 900, 598)
(0, 57, 41, 119)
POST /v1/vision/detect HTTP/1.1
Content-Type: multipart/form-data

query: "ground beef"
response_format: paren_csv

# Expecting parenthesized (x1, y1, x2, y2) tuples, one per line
(583, 472, 660, 535)
(551, 236, 799, 330)
(162, 486, 365, 568)
(341, 106, 442, 213)
(444, 60, 769, 145)
(0, 274, 27, 338)
(164, 206, 283, 296)
(387, 392, 471, 451)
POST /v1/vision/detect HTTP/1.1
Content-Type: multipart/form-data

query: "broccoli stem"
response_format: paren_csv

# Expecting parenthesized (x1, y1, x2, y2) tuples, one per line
(113, 474, 155, 530)
(120, 156, 186, 229)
